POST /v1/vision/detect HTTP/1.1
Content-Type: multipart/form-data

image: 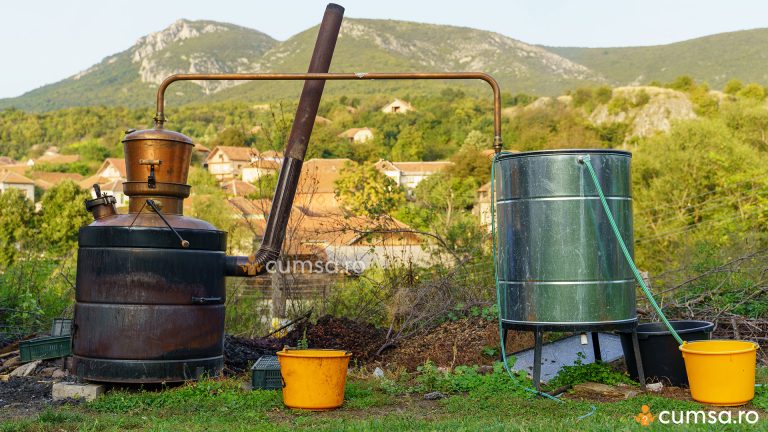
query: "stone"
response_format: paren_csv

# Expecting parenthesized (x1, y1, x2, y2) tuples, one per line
(477, 365, 494, 375)
(572, 382, 638, 400)
(0, 374, 9, 382)
(2, 356, 20, 370)
(52, 382, 105, 402)
(646, 382, 663, 392)
(9, 360, 40, 377)
(39, 367, 58, 377)
(372, 367, 385, 379)
(424, 391, 447, 400)
(52, 369, 69, 379)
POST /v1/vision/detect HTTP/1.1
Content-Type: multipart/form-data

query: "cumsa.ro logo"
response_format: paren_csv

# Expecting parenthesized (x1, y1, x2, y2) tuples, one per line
(634, 405, 759, 426)
(635, 405, 655, 426)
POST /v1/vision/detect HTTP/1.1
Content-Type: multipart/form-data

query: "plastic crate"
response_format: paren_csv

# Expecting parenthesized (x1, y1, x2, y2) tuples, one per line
(251, 355, 282, 390)
(19, 336, 72, 363)
(51, 318, 72, 336)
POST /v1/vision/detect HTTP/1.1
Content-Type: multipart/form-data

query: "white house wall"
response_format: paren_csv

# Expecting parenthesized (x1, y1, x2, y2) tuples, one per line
(0, 183, 35, 201)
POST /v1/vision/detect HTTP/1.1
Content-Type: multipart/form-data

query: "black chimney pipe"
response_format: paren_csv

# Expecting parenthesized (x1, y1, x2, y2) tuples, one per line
(226, 3, 344, 276)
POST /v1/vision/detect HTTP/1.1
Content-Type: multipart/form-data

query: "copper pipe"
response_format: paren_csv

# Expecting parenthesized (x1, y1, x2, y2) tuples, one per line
(154, 72, 503, 153)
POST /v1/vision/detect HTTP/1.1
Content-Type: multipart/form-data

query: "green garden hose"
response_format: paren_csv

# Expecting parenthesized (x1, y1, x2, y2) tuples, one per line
(578, 155, 684, 345)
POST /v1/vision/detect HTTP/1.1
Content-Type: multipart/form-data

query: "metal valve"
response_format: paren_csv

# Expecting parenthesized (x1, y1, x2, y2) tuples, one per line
(139, 159, 162, 189)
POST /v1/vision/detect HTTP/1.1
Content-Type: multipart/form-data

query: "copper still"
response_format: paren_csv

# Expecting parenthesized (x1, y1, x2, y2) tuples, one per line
(71, 4, 346, 383)
(71, 3, 504, 383)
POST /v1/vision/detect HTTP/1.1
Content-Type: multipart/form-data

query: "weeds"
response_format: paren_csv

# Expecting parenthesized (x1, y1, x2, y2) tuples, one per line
(548, 352, 636, 388)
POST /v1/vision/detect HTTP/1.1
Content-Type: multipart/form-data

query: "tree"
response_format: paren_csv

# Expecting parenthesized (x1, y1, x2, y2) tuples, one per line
(0, 189, 35, 268)
(666, 75, 696, 92)
(632, 118, 768, 271)
(736, 83, 766, 101)
(413, 173, 477, 227)
(210, 126, 255, 148)
(723, 79, 743, 95)
(38, 181, 91, 255)
(391, 125, 426, 161)
(246, 173, 278, 200)
(334, 163, 405, 218)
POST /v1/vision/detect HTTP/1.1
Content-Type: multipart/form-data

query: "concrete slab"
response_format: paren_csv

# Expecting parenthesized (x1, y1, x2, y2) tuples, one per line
(52, 382, 105, 401)
(510, 332, 624, 383)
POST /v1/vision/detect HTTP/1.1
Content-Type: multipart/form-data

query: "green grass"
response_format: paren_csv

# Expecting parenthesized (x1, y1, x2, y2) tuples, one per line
(3, 368, 768, 431)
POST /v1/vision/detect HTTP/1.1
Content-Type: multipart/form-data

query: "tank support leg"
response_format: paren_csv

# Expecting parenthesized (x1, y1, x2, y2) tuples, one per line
(591, 332, 602, 362)
(533, 329, 543, 392)
(631, 330, 646, 388)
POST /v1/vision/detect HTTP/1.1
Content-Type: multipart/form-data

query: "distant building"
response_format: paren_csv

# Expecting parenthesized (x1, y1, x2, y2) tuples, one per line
(296, 158, 352, 210)
(242, 159, 281, 183)
(381, 98, 414, 114)
(338, 127, 374, 143)
(79, 158, 128, 206)
(98, 179, 128, 207)
(227, 199, 429, 271)
(374, 160, 453, 192)
(80, 158, 126, 189)
(476, 182, 491, 231)
(221, 179, 258, 197)
(193, 143, 211, 161)
(0, 170, 35, 201)
(205, 146, 257, 181)
(0, 156, 16, 166)
(29, 172, 84, 191)
(27, 153, 80, 167)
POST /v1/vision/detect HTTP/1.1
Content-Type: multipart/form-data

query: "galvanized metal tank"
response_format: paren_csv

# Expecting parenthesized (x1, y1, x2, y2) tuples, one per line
(494, 149, 636, 329)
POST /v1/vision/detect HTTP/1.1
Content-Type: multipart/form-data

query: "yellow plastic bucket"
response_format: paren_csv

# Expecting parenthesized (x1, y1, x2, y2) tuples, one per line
(679, 340, 758, 406)
(276, 348, 352, 410)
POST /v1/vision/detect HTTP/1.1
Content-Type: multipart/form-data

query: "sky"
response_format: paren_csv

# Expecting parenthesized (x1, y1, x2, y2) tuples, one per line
(1, 0, 767, 98)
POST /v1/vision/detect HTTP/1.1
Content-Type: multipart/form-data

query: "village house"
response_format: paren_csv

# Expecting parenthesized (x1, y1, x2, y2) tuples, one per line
(337, 127, 373, 143)
(222, 179, 259, 197)
(296, 158, 352, 210)
(227, 199, 429, 272)
(205, 146, 257, 181)
(241, 154, 282, 183)
(374, 160, 453, 193)
(28, 172, 84, 191)
(381, 98, 414, 114)
(193, 143, 211, 162)
(26, 146, 80, 167)
(0, 170, 35, 201)
(79, 158, 128, 205)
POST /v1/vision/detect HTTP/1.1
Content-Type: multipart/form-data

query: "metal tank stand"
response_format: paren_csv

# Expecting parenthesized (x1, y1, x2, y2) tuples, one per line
(502, 322, 646, 393)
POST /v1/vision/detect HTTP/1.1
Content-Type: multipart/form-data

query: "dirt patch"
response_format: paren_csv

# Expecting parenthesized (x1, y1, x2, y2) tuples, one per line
(0, 377, 53, 420)
(287, 316, 388, 365)
(224, 316, 533, 372)
(381, 317, 533, 370)
(223, 335, 285, 375)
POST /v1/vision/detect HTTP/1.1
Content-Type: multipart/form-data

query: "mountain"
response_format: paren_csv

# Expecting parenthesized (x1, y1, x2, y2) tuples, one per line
(0, 20, 278, 111)
(4, 20, 768, 112)
(0, 19, 604, 111)
(548, 28, 768, 89)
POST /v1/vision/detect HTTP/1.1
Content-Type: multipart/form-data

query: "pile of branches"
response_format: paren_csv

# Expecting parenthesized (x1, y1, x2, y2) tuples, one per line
(642, 248, 768, 363)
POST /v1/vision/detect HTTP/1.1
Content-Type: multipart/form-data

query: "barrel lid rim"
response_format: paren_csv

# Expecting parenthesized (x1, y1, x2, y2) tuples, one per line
(616, 320, 714, 336)
(496, 149, 632, 160)
(122, 128, 194, 145)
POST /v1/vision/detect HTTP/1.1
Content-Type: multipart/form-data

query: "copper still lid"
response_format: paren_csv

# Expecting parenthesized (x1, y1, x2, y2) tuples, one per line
(122, 128, 195, 187)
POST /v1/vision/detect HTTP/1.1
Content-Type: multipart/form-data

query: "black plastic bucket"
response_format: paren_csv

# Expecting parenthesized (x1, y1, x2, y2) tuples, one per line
(618, 320, 714, 386)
